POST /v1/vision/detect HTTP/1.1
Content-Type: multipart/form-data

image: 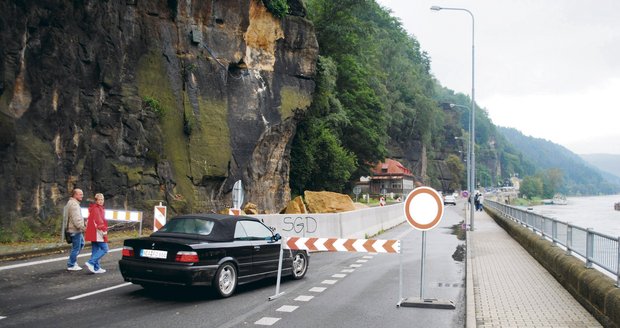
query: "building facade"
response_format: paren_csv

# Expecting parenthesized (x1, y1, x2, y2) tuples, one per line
(368, 159, 415, 198)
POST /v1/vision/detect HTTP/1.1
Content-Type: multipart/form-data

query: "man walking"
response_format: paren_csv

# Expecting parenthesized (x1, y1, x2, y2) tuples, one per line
(65, 188, 85, 271)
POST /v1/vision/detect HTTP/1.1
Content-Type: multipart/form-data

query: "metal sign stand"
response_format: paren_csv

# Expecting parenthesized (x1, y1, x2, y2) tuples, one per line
(269, 242, 285, 301)
(398, 187, 455, 309)
(398, 230, 455, 309)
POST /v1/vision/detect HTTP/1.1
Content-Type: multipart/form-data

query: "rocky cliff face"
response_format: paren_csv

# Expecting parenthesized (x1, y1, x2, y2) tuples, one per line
(0, 0, 318, 228)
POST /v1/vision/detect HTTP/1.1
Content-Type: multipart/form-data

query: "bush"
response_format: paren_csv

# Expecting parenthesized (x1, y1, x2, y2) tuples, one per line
(262, 0, 289, 18)
(143, 96, 166, 119)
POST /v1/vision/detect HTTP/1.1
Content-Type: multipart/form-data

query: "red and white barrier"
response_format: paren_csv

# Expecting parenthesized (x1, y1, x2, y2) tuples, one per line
(81, 208, 142, 222)
(284, 237, 400, 254)
(153, 204, 167, 232)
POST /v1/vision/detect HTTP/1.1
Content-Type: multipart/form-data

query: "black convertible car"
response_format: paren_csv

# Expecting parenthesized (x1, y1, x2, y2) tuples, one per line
(118, 214, 309, 297)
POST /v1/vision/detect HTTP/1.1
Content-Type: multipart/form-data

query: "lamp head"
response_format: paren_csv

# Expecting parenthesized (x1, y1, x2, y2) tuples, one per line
(430, 6, 443, 11)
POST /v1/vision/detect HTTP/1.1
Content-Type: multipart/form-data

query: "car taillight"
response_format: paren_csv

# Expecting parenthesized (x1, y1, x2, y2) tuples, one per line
(122, 246, 134, 257)
(176, 251, 199, 263)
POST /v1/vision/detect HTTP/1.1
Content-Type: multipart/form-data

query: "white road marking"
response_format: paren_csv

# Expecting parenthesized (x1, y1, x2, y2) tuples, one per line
(294, 295, 314, 302)
(321, 280, 337, 285)
(0, 316, 6, 320)
(67, 282, 133, 300)
(332, 273, 346, 278)
(0, 248, 122, 272)
(363, 255, 373, 259)
(255, 317, 280, 325)
(276, 305, 298, 312)
(356, 259, 368, 263)
(309, 287, 326, 293)
(341, 269, 355, 273)
(350, 264, 362, 268)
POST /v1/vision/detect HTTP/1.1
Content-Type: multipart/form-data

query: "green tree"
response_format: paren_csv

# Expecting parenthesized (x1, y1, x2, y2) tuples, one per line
(542, 168, 564, 198)
(290, 57, 357, 195)
(520, 175, 543, 199)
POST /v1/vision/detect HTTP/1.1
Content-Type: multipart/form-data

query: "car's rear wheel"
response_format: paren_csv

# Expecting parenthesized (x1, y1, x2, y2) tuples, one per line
(291, 251, 308, 279)
(214, 262, 237, 298)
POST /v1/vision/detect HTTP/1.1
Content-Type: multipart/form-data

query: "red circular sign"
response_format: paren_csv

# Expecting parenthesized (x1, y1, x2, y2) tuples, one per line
(403, 187, 444, 231)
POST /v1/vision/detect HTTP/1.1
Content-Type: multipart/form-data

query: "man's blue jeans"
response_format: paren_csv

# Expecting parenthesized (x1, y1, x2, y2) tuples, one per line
(88, 242, 109, 270)
(67, 232, 84, 268)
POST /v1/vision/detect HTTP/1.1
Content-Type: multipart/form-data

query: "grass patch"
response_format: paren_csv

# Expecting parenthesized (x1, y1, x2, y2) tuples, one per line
(143, 96, 167, 118)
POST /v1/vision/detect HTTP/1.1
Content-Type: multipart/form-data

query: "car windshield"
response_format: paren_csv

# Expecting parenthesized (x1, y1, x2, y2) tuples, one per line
(159, 218, 215, 236)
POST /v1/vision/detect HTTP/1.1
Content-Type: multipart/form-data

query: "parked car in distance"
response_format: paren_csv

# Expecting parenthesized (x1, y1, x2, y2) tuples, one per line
(443, 194, 457, 205)
(118, 214, 309, 298)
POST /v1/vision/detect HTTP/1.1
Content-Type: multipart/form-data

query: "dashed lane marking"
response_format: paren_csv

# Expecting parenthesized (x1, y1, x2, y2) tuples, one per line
(341, 269, 355, 273)
(350, 264, 362, 268)
(255, 317, 280, 326)
(294, 295, 314, 302)
(356, 259, 368, 263)
(276, 305, 298, 312)
(0, 248, 122, 272)
(0, 316, 6, 320)
(332, 273, 346, 278)
(363, 255, 373, 259)
(67, 282, 133, 300)
(309, 287, 326, 293)
(322, 280, 338, 285)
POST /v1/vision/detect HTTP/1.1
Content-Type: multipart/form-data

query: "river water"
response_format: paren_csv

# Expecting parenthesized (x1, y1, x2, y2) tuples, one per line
(526, 194, 620, 237)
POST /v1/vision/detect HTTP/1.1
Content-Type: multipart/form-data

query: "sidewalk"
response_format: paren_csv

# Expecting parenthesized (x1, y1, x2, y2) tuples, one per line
(468, 210, 601, 327)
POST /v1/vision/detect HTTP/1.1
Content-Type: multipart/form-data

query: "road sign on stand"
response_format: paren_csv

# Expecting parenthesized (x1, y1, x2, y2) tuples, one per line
(403, 187, 444, 231)
(398, 186, 455, 310)
(353, 186, 361, 202)
(153, 202, 167, 232)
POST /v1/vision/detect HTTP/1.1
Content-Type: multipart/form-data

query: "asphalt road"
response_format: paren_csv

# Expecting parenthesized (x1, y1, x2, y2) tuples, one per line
(0, 204, 466, 328)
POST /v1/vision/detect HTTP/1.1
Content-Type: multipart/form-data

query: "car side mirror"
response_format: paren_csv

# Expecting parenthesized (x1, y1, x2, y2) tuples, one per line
(273, 233, 282, 242)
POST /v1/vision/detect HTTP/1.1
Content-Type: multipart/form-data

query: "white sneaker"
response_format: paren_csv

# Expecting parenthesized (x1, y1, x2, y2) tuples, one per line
(67, 265, 82, 271)
(94, 268, 106, 274)
(84, 262, 95, 273)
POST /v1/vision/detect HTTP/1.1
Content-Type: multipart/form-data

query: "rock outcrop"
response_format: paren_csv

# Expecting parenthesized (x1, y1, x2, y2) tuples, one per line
(0, 0, 318, 227)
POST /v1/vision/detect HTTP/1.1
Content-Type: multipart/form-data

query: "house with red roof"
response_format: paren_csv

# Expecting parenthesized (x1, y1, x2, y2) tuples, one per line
(368, 159, 415, 198)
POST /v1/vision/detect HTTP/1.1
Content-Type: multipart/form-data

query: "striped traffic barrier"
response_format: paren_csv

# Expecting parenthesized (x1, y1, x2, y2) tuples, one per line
(153, 203, 167, 232)
(284, 237, 400, 254)
(81, 208, 144, 235)
(270, 236, 401, 301)
(80, 208, 143, 222)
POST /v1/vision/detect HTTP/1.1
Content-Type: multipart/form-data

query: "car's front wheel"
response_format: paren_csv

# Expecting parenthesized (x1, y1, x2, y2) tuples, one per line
(291, 251, 308, 279)
(214, 262, 237, 298)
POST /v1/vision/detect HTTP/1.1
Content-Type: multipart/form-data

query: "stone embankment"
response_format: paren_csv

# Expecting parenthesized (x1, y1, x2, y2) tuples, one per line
(486, 207, 620, 328)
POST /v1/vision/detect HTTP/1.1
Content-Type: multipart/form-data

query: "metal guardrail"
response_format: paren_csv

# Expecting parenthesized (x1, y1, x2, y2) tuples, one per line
(486, 200, 620, 286)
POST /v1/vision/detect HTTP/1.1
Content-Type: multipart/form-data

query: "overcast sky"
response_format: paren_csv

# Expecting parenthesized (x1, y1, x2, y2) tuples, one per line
(376, 0, 620, 155)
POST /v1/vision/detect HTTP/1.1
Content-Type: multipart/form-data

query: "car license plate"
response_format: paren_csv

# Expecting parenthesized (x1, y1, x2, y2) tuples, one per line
(140, 249, 168, 259)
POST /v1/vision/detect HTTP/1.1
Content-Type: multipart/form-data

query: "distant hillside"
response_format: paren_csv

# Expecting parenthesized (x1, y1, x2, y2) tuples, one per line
(580, 154, 620, 179)
(498, 127, 620, 195)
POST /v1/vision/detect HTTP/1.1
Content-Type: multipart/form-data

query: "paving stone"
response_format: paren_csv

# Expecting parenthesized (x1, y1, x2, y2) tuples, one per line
(470, 212, 602, 327)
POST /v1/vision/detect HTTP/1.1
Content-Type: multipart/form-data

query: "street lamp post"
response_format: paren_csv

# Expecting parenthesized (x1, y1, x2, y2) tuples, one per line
(431, 5, 476, 230)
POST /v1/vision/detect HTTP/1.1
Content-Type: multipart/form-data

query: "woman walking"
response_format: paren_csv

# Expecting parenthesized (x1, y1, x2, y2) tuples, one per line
(85, 193, 108, 273)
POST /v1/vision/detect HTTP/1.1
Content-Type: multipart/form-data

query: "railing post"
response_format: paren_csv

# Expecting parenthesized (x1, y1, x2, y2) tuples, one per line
(586, 228, 594, 269)
(566, 225, 573, 256)
(551, 220, 557, 245)
(616, 236, 620, 287)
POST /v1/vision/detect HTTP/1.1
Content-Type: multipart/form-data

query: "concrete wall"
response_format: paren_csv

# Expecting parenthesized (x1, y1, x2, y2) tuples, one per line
(486, 207, 620, 328)
(254, 203, 406, 239)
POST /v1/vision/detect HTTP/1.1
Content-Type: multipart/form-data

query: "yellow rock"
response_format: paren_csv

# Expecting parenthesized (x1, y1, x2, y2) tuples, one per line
(304, 191, 355, 213)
